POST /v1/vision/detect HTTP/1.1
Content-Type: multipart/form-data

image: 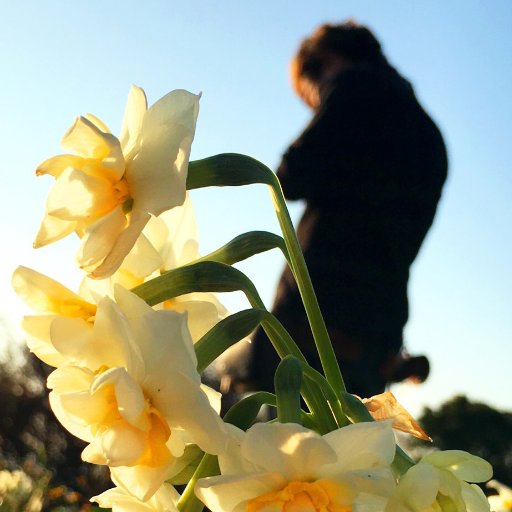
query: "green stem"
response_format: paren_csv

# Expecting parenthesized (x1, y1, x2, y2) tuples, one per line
(275, 356, 304, 424)
(261, 314, 337, 433)
(299, 364, 350, 428)
(177, 453, 219, 512)
(267, 173, 346, 398)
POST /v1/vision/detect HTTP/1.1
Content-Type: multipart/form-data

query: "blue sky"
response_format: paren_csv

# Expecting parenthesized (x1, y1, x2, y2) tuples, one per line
(1, 1, 511, 416)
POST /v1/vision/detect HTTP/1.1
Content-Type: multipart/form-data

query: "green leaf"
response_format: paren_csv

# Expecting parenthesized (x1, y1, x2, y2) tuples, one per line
(223, 391, 277, 430)
(187, 153, 276, 189)
(275, 355, 303, 424)
(195, 308, 266, 372)
(197, 230, 289, 266)
(131, 261, 264, 309)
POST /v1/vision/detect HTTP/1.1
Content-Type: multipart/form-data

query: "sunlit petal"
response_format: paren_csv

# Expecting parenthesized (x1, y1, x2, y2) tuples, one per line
(196, 472, 285, 512)
(120, 84, 148, 157)
(88, 208, 151, 279)
(422, 450, 493, 483)
(322, 421, 396, 473)
(36, 154, 84, 177)
(93, 483, 180, 512)
(126, 90, 200, 216)
(242, 423, 337, 480)
(33, 213, 77, 248)
(77, 205, 127, 272)
(47, 167, 120, 220)
(12, 265, 95, 316)
(23, 316, 68, 367)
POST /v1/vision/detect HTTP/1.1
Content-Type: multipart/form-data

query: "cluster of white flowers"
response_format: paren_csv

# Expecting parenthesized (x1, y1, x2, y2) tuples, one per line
(14, 86, 495, 512)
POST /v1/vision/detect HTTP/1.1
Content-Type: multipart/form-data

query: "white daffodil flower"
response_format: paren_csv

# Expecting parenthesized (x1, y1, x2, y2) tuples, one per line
(12, 265, 97, 367)
(83, 193, 229, 343)
(47, 286, 228, 501)
(386, 450, 493, 512)
(195, 421, 397, 512)
(34, 85, 200, 279)
(487, 480, 512, 511)
(92, 483, 180, 512)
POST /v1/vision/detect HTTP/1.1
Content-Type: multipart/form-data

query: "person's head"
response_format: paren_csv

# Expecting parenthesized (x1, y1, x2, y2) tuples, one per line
(291, 20, 387, 108)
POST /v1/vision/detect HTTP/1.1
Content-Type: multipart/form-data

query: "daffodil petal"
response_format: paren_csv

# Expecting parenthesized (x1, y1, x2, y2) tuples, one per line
(87, 208, 151, 279)
(322, 421, 396, 473)
(126, 90, 200, 216)
(217, 424, 256, 475)
(148, 193, 200, 267)
(36, 154, 84, 177)
(12, 266, 92, 315)
(50, 316, 95, 366)
(89, 419, 146, 467)
(242, 423, 337, 480)
(422, 450, 493, 483)
(391, 463, 440, 511)
(47, 167, 119, 220)
(167, 294, 228, 343)
(155, 371, 227, 455)
(120, 85, 147, 157)
(195, 471, 285, 512)
(84, 113, 111, 134)
(92, 367, 146, 429)
(120, 232, 162, 279)
(93, 483, 180, 512)
(92, 295, 143, 372)
(33, 213, 77, 248)
(354, 492, 390, 512)
(111, 463, 178, 502)
(77, 205, 127, 273)
(128, 307, 197, 385)
(62, 115, 112, 159)
(23, 316, 68, 367)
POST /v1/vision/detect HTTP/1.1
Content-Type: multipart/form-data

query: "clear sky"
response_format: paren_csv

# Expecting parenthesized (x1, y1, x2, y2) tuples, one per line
(1, 1, 510, 417)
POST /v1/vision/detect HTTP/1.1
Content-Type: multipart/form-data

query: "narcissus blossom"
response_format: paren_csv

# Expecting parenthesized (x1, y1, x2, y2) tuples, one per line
(195, 421, 397, 512)
(34, 85, 200, 279)
(92, 483, 180, 512)
(12, 265, 97, 367)
(487, 480, 512, 511)
(84, 193, 229, 343)
(385, 450, 492, 512)
(47, 286, 228, 500)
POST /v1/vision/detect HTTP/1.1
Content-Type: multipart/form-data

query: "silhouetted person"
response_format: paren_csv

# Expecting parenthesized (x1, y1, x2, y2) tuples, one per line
(218, 21, 447, 403)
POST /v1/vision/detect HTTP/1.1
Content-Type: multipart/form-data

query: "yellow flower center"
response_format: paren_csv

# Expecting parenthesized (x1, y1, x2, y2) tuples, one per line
(247, 480, 352, 512)
(92, 379, 172, 468)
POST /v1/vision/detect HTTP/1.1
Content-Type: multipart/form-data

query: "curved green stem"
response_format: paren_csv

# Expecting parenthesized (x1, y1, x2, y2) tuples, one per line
(267, 172, 346, 398)
(177, 453, 218, 512)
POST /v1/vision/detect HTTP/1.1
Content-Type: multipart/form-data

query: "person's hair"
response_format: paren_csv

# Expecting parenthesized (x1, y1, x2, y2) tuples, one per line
(291, 20, 387, 106)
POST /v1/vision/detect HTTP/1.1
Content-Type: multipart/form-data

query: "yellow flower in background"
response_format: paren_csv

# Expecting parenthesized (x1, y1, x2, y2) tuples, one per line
(385, 450, 492, 512)
(487, 480, 512, 511)
(47, 286, 228, 501)
(92, 483, 180, 511)
(195, 421, 396, 512)
(34, 85, 200, 279)
(84, 193, 229, 343)
(12, 265, 97, 367)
